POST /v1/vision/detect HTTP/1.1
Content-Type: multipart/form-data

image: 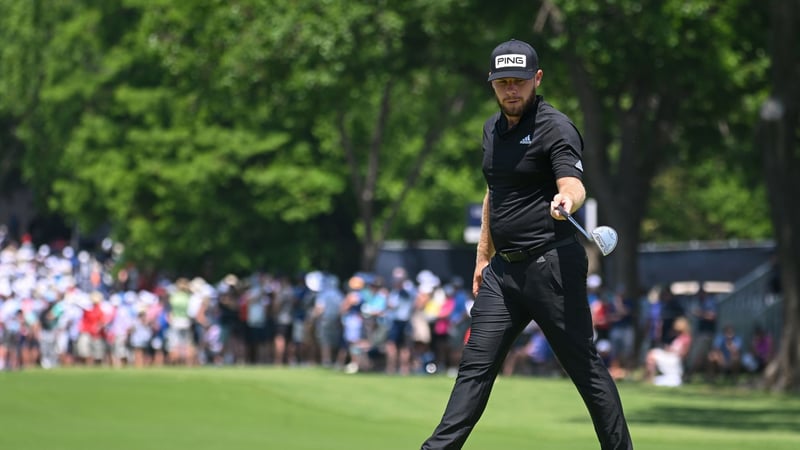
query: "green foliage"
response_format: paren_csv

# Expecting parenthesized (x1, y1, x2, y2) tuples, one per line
(0, 0, 777, 277)
(644, 158, 772, 241)
(529, 0, 772, 251)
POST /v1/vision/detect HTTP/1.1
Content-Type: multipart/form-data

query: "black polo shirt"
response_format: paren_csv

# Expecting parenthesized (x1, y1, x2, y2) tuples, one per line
(482, 95, 584, 252)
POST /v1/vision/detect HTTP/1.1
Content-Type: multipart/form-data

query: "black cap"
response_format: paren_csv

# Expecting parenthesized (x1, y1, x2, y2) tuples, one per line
(487, 39, 539, 82)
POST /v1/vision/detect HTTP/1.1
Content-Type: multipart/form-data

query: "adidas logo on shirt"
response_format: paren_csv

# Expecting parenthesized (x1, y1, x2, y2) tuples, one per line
(519, 134, 532, 145)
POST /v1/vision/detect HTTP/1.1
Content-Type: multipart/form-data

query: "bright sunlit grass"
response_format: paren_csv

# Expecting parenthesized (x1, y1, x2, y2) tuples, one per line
(1, 367, 799, 450)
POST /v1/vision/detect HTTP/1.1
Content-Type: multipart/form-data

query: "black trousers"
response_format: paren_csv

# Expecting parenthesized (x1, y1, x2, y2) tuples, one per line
(421, 241, 633, 449)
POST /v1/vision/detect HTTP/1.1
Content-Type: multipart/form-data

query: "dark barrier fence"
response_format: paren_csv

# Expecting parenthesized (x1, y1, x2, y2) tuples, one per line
(376, 239, 776, 289)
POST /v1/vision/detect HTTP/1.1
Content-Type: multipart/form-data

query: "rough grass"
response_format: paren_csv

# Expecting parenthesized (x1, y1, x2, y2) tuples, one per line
(1, 367, 799, 450)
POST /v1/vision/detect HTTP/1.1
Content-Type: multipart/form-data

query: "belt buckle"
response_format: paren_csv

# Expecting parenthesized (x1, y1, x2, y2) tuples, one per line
(500, 250, 525, 263)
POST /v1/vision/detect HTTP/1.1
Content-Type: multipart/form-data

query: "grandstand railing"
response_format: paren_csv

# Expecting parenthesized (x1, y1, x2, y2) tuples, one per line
(715, 261, 783, 348)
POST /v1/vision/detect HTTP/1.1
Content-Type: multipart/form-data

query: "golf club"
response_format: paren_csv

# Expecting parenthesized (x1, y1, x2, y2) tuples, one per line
(556, 205, 618, 256)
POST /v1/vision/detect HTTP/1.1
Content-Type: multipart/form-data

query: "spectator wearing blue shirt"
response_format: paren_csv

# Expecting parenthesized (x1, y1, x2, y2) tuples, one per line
(707, 324, 742, 381)
(384, 268, 416, 375)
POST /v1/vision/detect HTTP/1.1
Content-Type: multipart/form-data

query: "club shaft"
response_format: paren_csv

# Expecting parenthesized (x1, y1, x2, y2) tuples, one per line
(557, 206, 592, 240)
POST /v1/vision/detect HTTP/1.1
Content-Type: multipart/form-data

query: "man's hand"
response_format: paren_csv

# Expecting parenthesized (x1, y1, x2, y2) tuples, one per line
(473, 261, 488, 297)
(473, 189, 494, 297)
(550, 193, 575, 220)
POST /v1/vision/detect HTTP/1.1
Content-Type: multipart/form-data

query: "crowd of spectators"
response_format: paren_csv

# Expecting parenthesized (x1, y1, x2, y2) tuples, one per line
(589, 277, 776, 387)
(0, 223, 776, 384)
(0, 226, 474, 375)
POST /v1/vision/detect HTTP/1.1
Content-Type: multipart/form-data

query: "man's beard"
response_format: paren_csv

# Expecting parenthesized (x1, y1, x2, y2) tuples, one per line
(497, 91, 537, 118)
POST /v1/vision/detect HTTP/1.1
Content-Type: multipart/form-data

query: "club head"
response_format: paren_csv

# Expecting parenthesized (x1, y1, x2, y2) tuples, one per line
(591, 226, 618, 256)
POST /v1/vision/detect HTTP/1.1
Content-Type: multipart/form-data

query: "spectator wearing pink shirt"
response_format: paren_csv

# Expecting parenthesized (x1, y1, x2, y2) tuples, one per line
(645, 316, 692, 387)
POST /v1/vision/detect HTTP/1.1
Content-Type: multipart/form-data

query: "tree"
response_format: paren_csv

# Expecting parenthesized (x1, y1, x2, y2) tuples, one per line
(532, 0, 767, 293)
(761, 0, 800, 392)
(286, 0, 505, 271)
(0, 0, 66, 203)
(2, 0, 783, 287)
(1, 0, 354, 277)
(3, 0, 494, 277)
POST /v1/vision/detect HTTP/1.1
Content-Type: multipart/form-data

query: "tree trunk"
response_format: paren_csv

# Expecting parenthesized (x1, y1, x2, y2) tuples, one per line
(762, 0, 800, 392)
(339, 83, 462, 272)
(361, 240, 380, 273)
(538, 1, 671, 295)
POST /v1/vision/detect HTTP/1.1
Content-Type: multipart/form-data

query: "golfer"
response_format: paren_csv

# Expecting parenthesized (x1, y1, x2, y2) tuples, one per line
(420, 39, 633, 449)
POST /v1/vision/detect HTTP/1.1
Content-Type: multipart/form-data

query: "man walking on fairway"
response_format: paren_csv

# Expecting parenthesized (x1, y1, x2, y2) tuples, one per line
(420, 39, 633, 450)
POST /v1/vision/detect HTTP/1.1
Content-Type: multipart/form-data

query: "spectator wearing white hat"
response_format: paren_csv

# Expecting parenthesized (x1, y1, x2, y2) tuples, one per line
(187, 277, 213, 365)
(167, 278, 195, 365)
(384, 267, 416, 375)
(107, 293, 135, 368)
(313, 274, 344, 368)
(38, 290, 63, 369)
(271, 274, 299, 366)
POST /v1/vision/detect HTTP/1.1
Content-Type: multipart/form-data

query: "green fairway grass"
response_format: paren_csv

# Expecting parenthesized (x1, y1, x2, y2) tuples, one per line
(2, 367, 799, 449)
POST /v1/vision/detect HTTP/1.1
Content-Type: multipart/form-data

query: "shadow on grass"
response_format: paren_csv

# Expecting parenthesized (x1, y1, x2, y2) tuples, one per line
(629, 404, 800, 432)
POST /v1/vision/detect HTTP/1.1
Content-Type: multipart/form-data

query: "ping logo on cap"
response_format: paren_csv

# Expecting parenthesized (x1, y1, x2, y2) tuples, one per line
(487, 40, 538, 81)
(495, 54, 526, 68)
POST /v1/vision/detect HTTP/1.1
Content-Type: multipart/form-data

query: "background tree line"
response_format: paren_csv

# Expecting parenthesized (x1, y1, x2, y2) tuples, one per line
(1, 0, 797, 390)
